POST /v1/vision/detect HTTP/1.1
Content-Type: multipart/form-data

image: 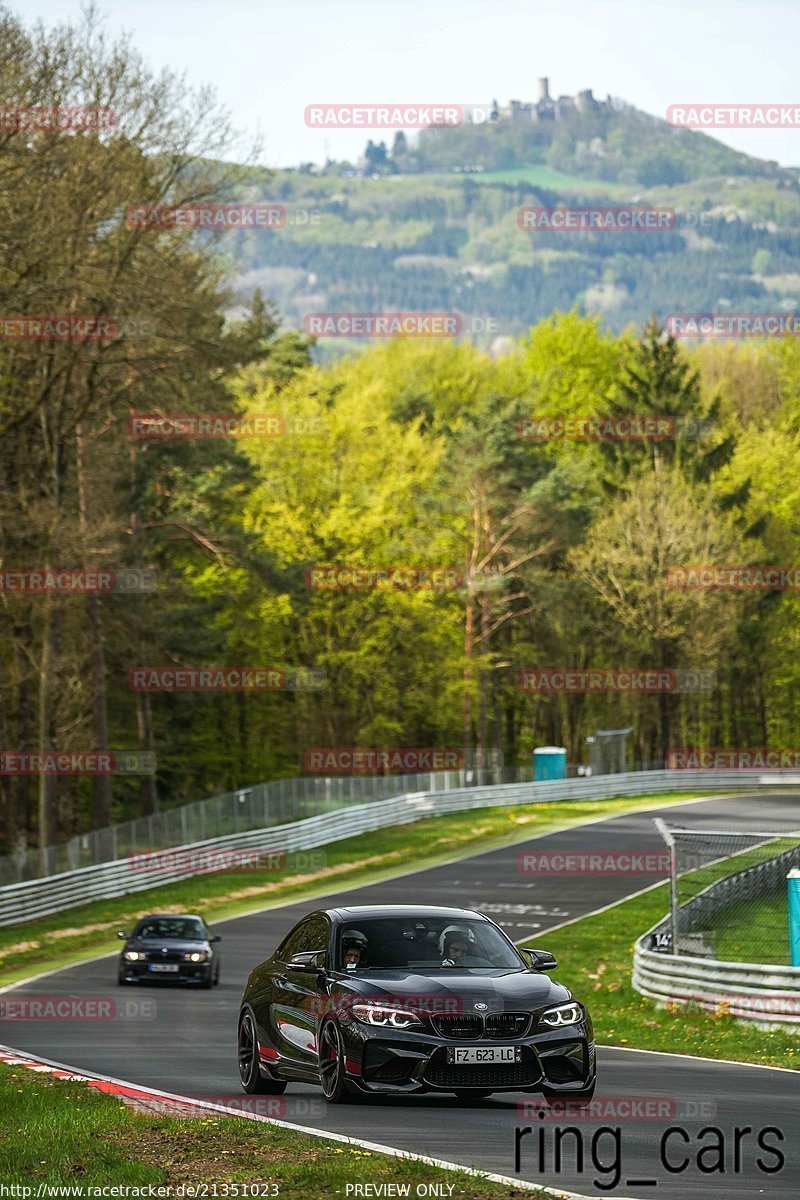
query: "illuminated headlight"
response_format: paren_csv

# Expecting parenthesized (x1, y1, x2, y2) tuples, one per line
(186, 951, 208, 962)
(350, 1003, 422, 1029)
(123, 951, 142, 961)
(541, 1002, 582, 1028)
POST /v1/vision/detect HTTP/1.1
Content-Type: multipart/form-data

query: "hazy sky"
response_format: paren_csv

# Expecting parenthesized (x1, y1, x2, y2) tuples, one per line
(24, 0, 800, 168)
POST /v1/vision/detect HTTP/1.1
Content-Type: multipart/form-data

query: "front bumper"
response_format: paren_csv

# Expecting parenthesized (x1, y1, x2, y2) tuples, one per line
(119, 959, 212, 984)
(341, 1020, 595, 1094)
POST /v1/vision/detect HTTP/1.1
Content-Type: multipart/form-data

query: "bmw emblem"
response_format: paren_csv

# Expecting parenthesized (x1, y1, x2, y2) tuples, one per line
(474, 1001, 488, 1011)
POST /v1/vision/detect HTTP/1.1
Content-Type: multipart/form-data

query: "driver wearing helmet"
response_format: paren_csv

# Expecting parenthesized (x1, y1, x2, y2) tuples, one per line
(341, 928, 368, 970)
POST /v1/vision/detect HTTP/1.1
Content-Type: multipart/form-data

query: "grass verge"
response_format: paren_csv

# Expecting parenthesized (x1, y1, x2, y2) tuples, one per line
(0, 1061, 543, 1196)
(711, 891, 789, 965)
(0, 791, 707, 989)
(536, 882, 800, 1070)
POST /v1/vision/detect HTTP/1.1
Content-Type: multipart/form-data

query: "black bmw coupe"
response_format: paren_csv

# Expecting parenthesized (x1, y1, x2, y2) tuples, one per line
(237, 904, 595, 1103)
(117, 913, 221, 987)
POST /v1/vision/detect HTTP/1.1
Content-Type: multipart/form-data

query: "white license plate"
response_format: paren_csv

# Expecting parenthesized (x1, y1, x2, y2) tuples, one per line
(149, 963, 180, 973)
(447, 1046, 519, 1065)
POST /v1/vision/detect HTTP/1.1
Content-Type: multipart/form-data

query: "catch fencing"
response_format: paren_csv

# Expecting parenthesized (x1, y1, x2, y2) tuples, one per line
(633, 819, 800, 1027)
(0, 767, 796, 926)
(0, 767, 532, 886)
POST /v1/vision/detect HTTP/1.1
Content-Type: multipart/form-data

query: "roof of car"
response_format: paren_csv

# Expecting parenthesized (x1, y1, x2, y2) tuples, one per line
(325, 905, 485, 920)
(137, 913, 205, 921)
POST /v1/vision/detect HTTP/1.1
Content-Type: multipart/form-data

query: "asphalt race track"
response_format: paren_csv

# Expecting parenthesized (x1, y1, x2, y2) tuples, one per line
(4, 792, 800, 1198)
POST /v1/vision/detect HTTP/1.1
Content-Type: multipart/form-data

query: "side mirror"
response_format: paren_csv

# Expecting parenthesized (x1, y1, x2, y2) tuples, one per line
(117, 931, 129, 940)
(287, 950, 326, 973)
(210, 934, 221, 943)
(522, 947, 558, 971)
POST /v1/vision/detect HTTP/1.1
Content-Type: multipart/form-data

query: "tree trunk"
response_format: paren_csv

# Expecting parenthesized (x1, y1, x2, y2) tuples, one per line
(76, 420, 112, 829)
(136, 691, 159, 814)
(476, 592, 490, 772)
(37, 593, 57, 873)
(462, 594, 474, 771)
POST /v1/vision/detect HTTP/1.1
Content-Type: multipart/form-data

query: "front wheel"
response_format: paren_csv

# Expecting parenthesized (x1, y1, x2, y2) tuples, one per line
(238, 1009, 286, 1095)
(318, 1020, 360, 1104)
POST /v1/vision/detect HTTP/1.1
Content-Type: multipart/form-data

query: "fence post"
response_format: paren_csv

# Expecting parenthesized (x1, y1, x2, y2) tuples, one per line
(654, 818, 678, 954)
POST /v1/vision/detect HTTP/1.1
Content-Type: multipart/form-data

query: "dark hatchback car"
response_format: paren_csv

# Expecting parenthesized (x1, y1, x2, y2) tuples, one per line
(237, 904, 595, 1104)
(117, 913, 221, 987)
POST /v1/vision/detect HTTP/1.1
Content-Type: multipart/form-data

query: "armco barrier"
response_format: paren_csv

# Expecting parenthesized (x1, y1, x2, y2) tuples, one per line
(633, 928, 800, 1028)
(0, 768, 797, 926)
(633, 828, 800, 1029)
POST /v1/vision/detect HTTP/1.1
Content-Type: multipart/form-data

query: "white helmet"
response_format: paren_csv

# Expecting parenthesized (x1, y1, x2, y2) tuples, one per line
(438, 924, 475, 956)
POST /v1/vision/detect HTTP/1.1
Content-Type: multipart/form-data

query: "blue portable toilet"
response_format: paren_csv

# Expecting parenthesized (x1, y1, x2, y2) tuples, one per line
(534, 746, 567, 781)
(789, 869, 800, 967)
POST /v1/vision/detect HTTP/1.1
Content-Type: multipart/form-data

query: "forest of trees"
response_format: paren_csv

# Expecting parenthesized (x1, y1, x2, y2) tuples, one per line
(3, 7, 800, 858)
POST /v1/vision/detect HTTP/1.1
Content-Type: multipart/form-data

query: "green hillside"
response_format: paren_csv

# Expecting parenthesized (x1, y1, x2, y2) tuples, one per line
(214, 90, 800, 352)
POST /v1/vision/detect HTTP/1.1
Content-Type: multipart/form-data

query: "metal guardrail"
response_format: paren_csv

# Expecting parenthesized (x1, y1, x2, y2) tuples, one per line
(0, 767, 535, 886)
(633, 831, 800, 1028)
(2, 767, 798, 928)
(633, 931, 800, 1027)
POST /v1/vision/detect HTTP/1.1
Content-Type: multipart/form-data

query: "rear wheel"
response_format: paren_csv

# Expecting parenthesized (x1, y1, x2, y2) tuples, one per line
(238, 1009, 286, 1095)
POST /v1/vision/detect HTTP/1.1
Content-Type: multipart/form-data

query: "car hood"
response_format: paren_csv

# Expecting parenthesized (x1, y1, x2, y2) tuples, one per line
(334, 969, 571, 1010)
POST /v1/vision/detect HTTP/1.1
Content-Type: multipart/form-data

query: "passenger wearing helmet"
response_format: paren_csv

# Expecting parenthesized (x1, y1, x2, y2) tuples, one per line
(341, 928, 368, 970)
(439, 924, 493, 968)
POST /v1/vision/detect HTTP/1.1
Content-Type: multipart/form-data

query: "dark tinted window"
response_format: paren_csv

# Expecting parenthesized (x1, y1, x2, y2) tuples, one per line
(277, 915, 329, 960)
(134, 917, 205, 941)
(334, 916, 522, 971)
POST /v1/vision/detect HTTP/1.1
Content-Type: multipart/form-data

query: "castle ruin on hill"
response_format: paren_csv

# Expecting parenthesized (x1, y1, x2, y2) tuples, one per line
(483, 78, 614, 124)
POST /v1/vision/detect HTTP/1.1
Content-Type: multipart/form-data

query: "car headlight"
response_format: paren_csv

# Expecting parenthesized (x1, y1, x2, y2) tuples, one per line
(350, 1003, 422, 1029)
(540, 1002, 582, 1027)
(123, 951, 142, 961)
(186, 951, 208, 962)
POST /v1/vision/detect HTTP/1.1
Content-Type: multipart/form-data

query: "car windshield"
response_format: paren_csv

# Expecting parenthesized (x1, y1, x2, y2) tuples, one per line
(133, 918, 206, 941)
(336, 916, 523, 973)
